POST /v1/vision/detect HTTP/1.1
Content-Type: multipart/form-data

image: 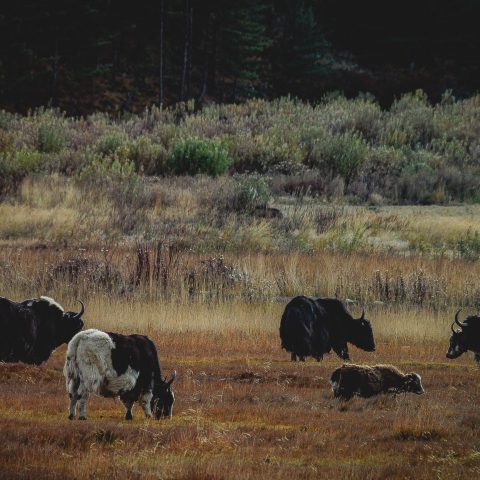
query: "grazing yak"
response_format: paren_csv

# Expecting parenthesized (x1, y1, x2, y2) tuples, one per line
(64, 328, 176, 420)
(279, 296, 375, 362)
(330, 364, 425, 400)
(446, 309, 480, 366)
(0, 295, 85, 364)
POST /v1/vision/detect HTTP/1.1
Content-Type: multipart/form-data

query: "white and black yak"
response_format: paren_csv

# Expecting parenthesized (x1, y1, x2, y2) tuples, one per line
(64, 328, 176, 420)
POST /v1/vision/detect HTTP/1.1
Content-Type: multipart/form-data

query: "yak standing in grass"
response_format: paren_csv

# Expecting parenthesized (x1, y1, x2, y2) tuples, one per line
(330, 364, 425, 400)
(64, 329, 176, 420)
(279, 296, 375, 362)
(0, 295, 85, 364)
(446, 309, 480, 366)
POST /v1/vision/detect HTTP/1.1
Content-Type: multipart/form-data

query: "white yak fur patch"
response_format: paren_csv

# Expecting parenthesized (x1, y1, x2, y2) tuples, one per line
(64, 329, 139, 395)
(40, 295, 65, 312)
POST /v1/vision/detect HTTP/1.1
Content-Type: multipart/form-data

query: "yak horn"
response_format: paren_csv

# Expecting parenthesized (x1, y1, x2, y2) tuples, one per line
(359, 308, 365, 321)
(454, 309, 463, 328)
(73, 300, 85, 319)
(451, 322, 458, 334)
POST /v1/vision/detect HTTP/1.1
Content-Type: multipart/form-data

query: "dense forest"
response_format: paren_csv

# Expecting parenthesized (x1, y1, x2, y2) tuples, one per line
(1, 0, 479, 114)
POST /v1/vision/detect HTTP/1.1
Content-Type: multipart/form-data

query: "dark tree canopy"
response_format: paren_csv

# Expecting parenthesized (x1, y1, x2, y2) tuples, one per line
(0, 0, 478, 113)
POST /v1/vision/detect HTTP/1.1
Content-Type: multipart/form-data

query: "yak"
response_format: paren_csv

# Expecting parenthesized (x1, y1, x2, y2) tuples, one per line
(279, 296, 375, 362)
(64, 328, 176, 420)
(0, 295, 85, 364)
(446, 309, 480, 366)
(330, 364, 425, 400)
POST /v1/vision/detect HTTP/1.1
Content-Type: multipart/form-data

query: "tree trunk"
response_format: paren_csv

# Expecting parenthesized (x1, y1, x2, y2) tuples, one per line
(180, 0, 193, 101)
(159, 0, 165, 105)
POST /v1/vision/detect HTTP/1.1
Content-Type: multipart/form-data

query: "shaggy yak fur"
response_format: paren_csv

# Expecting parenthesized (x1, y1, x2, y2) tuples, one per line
(330, 364, 425, 400)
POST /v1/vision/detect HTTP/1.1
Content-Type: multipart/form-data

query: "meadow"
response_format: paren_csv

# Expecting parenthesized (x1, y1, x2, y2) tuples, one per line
(1, 240, 480, 479)
(1, 93, 480, 478)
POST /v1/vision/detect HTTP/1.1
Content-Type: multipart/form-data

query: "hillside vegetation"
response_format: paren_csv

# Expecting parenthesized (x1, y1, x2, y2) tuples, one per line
(1, 93, 480, 255)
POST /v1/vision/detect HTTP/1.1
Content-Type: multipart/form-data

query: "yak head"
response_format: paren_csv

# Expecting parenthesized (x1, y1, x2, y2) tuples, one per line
(152, 371, 176, 419)
(60, 300, 85, 343)
(31, 296, 85, 345)
(349, 309, 376, 352)
(403, 373, 425, 395)
(446, 309, 478, 359)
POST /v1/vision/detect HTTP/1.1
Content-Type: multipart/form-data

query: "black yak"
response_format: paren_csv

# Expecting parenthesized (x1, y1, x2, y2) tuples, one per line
(0, 295, 84, 364)
(279, 296, 375, 361)
(447, 309, 480, 366)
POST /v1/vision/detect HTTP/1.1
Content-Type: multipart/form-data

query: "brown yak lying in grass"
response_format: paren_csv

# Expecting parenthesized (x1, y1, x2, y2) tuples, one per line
(330, 364, 425, 400)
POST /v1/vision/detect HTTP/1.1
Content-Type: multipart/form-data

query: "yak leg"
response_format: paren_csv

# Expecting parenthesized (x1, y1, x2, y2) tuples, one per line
(67, 378, 80, 420)
(333, 345, 350, 361)
(121, 398, 135, 420)
(299, 355, 306, 362)
(139, 392, 153, 418)
(291, 352, 297, 361)
(76, 384, 90, 420)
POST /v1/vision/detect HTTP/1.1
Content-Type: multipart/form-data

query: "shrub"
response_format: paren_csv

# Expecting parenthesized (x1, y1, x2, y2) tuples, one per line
(168, 137, 232, 176)
(0, 149, 44, 196)
(128, 136, 168, 175)
(455, 230, 480, 261)
(232, 176, 271, 213)
(382, 90, 437, 148)
(77, 149, 138, 187)
(96, 132, 128, 156)
(309, 132, 368, 183)
(37, 125, 65, 153)
(0, 110, 15, 130)
(228, 133, 304, 174)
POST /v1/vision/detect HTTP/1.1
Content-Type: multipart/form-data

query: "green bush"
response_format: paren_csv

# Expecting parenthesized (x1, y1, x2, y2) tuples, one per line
(37, 125, 65, 153)
(382, 90, 437, 148)
(168, 137, 232, 176)
(232, 176, 271, 213)
(227, 133, 304, 174)
(310, 132, 368, 183)
(77, 149, 138, 186)
(0, 149, 44, 196)
(128, 136, 168, 175)
(96, 132, 128, 156)
(455, 230, 480, 261)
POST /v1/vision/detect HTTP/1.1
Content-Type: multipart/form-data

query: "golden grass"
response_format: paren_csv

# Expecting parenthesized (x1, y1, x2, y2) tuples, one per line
(3, 176, 480, 259)
(1, 335, 479, 480)
(2, 194, 480, 478)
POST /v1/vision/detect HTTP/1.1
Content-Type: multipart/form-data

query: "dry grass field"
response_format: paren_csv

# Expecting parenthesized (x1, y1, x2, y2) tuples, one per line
(1, 200, 480, 479)
(0, 322, 479, 480)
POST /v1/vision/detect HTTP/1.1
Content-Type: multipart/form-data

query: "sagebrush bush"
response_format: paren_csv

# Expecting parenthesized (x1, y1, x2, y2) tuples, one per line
(37, 125, 65, 153)
(0, 149, 44, 196)
(232, 176, 271, 213)
(310, 132, 368, 183)
(96, 131, 128, 156)
(168, 137, 232, 176)
(128, 136, 168, 175)
(0, 92, 479, 204)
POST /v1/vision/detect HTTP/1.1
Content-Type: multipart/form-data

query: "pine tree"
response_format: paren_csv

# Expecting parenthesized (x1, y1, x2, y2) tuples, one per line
(216, 0, 271, 100)
(270, 0, 330, 97)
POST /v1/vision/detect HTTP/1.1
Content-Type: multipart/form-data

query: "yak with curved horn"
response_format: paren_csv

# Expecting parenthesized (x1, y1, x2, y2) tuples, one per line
(0, 296, 85, 364)
(447, 309, 480, 366)
(280, 296, 375, 362)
